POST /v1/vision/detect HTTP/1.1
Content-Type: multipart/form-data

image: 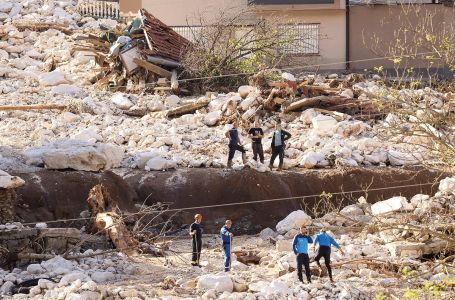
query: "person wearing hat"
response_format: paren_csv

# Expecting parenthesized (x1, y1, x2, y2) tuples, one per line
(220, 219, 234, 272)
(189, 214, 203, 267)
(292, 226, 313, 283)
(313, 228, 345, 283)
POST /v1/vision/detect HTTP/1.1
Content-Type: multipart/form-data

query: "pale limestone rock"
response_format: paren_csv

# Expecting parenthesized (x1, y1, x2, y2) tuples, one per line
(0, 170, 25, 189)
(371, 196, 413, 215)
(276, 210, 311, 234)
(197, 274, 233, 293)
(39, 70, 70, 86)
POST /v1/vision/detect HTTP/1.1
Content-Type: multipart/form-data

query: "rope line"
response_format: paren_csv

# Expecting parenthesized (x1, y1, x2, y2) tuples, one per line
(6, 181, 436, 228)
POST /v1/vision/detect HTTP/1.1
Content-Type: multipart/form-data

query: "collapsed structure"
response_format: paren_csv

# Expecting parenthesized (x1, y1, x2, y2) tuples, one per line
(0, 1, 454, 299)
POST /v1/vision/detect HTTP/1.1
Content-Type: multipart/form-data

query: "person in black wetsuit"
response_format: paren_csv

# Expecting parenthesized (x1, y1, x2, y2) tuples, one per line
(248, 120, 264, 164)
(189, 213, 203, 266)
(225, 121, 247, 168)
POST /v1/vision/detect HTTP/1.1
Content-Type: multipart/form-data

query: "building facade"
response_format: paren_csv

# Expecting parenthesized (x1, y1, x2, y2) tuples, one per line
(119, 0, 348, 70)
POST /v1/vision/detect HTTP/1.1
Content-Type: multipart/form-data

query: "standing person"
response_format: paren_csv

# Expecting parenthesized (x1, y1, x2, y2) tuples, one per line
(292, 226, 313, 283)
(248, 121, 264, 164)
(313, 229, 345, 283)
(225, 121, 247, 168)
(269, 123, 292, 171)
(189, 214, 203, 267)
(220, 219, 234, 272)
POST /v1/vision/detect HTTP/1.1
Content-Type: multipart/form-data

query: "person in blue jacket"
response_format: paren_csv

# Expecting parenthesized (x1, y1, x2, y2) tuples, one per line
(220, 219, 234, 272)
(313, 229, 345, 283)
(292, 226, 313, 283)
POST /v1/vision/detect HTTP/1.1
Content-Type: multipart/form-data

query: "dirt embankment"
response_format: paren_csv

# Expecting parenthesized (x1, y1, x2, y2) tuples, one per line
(12, 167, 441, 234)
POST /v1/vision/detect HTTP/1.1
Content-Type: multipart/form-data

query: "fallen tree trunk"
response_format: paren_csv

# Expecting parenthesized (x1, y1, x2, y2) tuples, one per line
(13, 21, 73, 35)
(87, 185, 138, 256)
(0, 104, 67, 111)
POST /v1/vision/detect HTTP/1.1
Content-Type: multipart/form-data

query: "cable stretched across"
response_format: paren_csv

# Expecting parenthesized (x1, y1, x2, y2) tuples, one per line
(13, 181, 436, 227)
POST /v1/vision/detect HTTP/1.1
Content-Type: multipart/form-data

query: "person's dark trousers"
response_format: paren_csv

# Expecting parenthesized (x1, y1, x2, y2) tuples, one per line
(270, 146, 284, 168)
(223, 243, 231, 271)
(252, 143, 264, 163)
(228, 144, 246, 161)
(315, 245, 332, 280)
(296, 253, 312, 283)
(191, 238, 202, 266)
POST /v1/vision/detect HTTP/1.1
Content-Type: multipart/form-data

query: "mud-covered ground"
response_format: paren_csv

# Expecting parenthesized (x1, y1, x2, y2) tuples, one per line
(11, 167, 441, 234)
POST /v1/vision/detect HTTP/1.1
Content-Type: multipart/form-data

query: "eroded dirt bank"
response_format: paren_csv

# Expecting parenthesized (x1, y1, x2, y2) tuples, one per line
(12, 167, 440, 234)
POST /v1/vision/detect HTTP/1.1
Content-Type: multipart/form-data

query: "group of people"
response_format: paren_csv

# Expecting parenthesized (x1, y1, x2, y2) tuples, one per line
(189, 214, 345, 283)
(189, 214, 233, 272)
(225, 121, 291, 171)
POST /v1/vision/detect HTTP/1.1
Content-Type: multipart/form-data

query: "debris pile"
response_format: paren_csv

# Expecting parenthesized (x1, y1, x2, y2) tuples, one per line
(76, 8, 190, 92)
(1, 177, 453, 299)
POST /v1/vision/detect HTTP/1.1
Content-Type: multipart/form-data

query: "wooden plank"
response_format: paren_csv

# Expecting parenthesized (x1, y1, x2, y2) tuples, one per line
(133, 58, 172, 79)
(0, 104, 67, 111)
(283, 96, 329, 113)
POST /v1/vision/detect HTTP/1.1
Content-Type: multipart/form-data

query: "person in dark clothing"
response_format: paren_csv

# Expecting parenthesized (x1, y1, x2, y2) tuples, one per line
(220, 219, 233, 272)
(248, 121, 264, 164)
(313, 229, 345, 283)
(292, 226, 313, 283)
(269, 123, 292, 171)
(225, 121, 247, 168)
(189, 213, 203, 266)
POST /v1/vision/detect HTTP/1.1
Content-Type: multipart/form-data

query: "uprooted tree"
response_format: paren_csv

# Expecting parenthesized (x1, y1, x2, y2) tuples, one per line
(180, 7, 316, 91)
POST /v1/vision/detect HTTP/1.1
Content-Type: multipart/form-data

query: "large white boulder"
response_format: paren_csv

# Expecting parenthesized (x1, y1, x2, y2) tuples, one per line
(24, 140, 124, 171)
(39, 70, 71, 86)
(276, 239, 292, 252)
(164, 95, 180, 107)
(197, 274, 233, 293)
(111, 93, 133, 110)
(59, 272, 91, 287)
(239, 96, 256, 111)
(299, 152, 325, 169)
(300, 109, 318, 125)
(0, 170, 24, 189)
(134, 151, 161, 169)
(276, 210, 311, 234)
(335, 121, 368, 137)
(52, 84, 82, 96)
(312, 114, 337, 136)
(0, 2, 13, 13)
(339, 204, 364, 216)
(203, 111, 222, 126)
(387, 150, 419, 166)
(259, 227, 277, 240)
(238, 85, 254, 98)
(145, 157, 177, 171)
(385, 241, 425, 258)
(371, 196, 413, 216)
(438, 177, 455, 194)
(90, 271, 114, 283)
(42, 256, 75, 273)
(27, 264, 45, 274)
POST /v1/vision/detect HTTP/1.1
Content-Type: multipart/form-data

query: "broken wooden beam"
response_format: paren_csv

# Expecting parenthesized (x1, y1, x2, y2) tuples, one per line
(0, 104, 67, 111)
(283, 96, 329, 113)
(166, 99, 210, 118)
(133, 58, 172, 79)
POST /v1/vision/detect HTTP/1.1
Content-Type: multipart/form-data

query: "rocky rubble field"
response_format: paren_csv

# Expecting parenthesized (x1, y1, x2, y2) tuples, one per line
(1, 1, 453, 173)
(1, 176, 454, 299)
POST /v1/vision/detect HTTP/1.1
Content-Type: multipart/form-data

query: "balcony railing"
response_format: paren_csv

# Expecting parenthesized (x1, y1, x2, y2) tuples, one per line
(77, 0, 120, 19)
(248, 0, 334, 4)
